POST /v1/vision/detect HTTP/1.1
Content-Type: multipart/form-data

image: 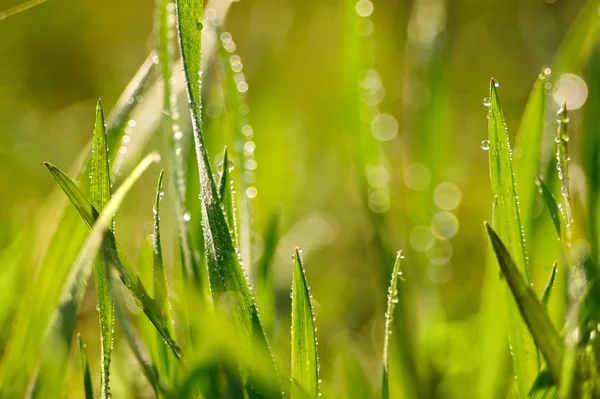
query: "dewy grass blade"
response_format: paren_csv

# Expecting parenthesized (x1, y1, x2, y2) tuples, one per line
(78, 336, 94, 399)
(45, 161, 182, 359)
(485, 223, 564, 384)
(217, 147, 238, 246)
(91, 99, 114, 399)
(381, 251, 403, 399)
(486, 78, 537, 395)
(535, 175, 563, 241)
(291, 248, 319, 399)
(152, 170, 175, 382)
(175, 0, 280, 395)
(513, 71, 547, 243)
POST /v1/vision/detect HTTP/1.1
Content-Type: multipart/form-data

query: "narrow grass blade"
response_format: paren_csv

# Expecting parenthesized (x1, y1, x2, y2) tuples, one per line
(152, 170, 175, 382)
(218, 147, 237, 244)
(555, 104, 572, 242)
(535, 175, 563, 240)
(291, 248, 319, 399)
(91, 99, 114, 399)
(79, 336, 94, 399)
(0, 0, 47, 20)
(540, 262, 558, 308)
(487, 78, 537, 394)
(381, 251, 403, 399)
(256, 207, 281, 337)
(45, 161, 181, 358)
(513, 71, 547, 243)
(485, 223, 564, 383)
(175, 0, 280, 395)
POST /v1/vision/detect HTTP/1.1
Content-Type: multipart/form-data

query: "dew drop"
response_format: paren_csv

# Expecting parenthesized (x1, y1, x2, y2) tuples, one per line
(483, 97, 491, 107)
(481, 140, 490, 151)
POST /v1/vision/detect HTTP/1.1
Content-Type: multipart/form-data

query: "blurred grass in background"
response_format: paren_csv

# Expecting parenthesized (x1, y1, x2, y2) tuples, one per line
(0, 0, 598, 397)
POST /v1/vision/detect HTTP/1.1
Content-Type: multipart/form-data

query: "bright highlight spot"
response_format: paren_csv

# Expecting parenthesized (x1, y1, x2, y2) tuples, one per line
(553, 73, 588, 110)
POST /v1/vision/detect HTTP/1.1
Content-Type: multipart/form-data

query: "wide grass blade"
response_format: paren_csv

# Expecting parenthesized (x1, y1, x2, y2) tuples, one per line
(381, 251, 403, 399)
(45, 160, 181, 358)
(78, 336, 94, 399)
(291, 248, 319, 399)
(152, 170, 176, 383)
(91, 99, 114, 399)
(485, 223, 564, 383)
(487, 78, 537, 394)
(175, 0, 280, 396)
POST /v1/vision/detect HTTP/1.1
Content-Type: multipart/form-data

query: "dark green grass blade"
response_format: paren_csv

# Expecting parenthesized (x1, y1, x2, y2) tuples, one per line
(91, 99, 114, 399)
(291, 248, 319, 399)
(78, 336, 94, 399)
(513, 72, 547, 243)
(45, 161, 182, 358)
(218, 147, 237, 244)
(381, 251, 403, 399)
(540, 262, 558, 308)
(535, 175, 563, 240)
(152, 170, 175, 382)
(487, 78, 537, 394)
(485, 223, 564, 383)
(175, 0, 280, 396)
(529, 369, 557, 399)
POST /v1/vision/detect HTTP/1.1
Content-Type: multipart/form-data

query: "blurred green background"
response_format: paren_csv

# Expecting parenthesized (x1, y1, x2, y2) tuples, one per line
(0, 0, 595, 396)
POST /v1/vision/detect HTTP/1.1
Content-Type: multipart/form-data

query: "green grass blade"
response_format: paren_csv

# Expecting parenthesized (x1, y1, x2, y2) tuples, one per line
(0, 0, 48, 20)
(540, 262, 558, 308)
(381, 251, 403, 399)
(91, 99, 114, 399)
(218, 147, 237, 244)
(291, 248, 319, 399)
(485, 223, 564, 383)
(176, 0, 280, 395)
(528, 369, 557, 399)
(256, 207, 281, 338)
(535, 175, 563, 240)
(152, 170, 175, 382)
(487, 78, 537, 395)
(45, 160, 182, 359)
(78, 335, 94, 399)
(513, 71, 547, 243)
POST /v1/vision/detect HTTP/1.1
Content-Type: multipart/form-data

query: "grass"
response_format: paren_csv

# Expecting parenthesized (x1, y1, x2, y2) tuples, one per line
(4, 0, 600, 397)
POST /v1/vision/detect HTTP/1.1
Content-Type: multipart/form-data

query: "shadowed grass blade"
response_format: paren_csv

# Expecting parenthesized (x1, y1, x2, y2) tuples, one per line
(44, 160, 181, 359)
(535, 175, 563, 240)
(291, 248, 319, 398)
(152, 170, 175, 384)
(485, 223, 564, 383)
(487, 78, 537, 395)
(175, 0, 280, 396)
(529, 369, 557, 399)
(381, 251, 403, 399)
(91, 99, 114, 399)
(78, 336, 94, 399)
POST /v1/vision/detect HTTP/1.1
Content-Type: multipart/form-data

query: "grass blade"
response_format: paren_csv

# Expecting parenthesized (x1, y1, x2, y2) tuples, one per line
(218, 147, 237, 245)
(540, 262, 558, 308)
(0, 0, 47, 20)
(535, 175, 563, 240)
(91, 99, 114, 399)
(381, 251, 403, 399)
(176, 0, 280, 396)
(152, 170, 175, 382)
(45, 160, 182, 359)
(487, 77, 537, 394)
(291, 248, 319, 399)
(529, 369, 557, 399)
(485, 223, 564, 383)
(78, 336, 94, 399)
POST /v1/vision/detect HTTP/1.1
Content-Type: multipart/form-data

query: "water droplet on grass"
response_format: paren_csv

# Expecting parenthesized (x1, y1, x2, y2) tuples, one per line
(481, 140, 490, 151)
(483, 97, 491, 107)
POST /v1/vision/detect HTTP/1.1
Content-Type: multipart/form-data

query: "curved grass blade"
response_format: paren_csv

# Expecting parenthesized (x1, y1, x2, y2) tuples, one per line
(44, 162, 182, 358)
(487, 78, 537, 395)
(175, 0, 280, 395)
(540, 262, 558, 308)
(91, 99, 114, 399)
(291, 248, 319, 399)
(381, 251, 403, 399)
(152, 170, 176, 383)
(78, 336, 94, 399)
(485, 223, 564, 383)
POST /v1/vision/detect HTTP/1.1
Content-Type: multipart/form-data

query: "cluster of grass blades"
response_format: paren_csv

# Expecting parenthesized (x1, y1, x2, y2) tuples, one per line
(5, 0, 600, 397)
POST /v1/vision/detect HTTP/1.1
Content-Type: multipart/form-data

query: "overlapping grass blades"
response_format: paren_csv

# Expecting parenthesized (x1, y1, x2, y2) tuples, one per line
(485, 223, 564, 383)
(486, 78, 537, 395)
(290, 248, 319, 398)
(78, 336, 94, 399)
(175, 0, 280, 396)
(91, 99, 114, 398)
(381, 251, 403, 399)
